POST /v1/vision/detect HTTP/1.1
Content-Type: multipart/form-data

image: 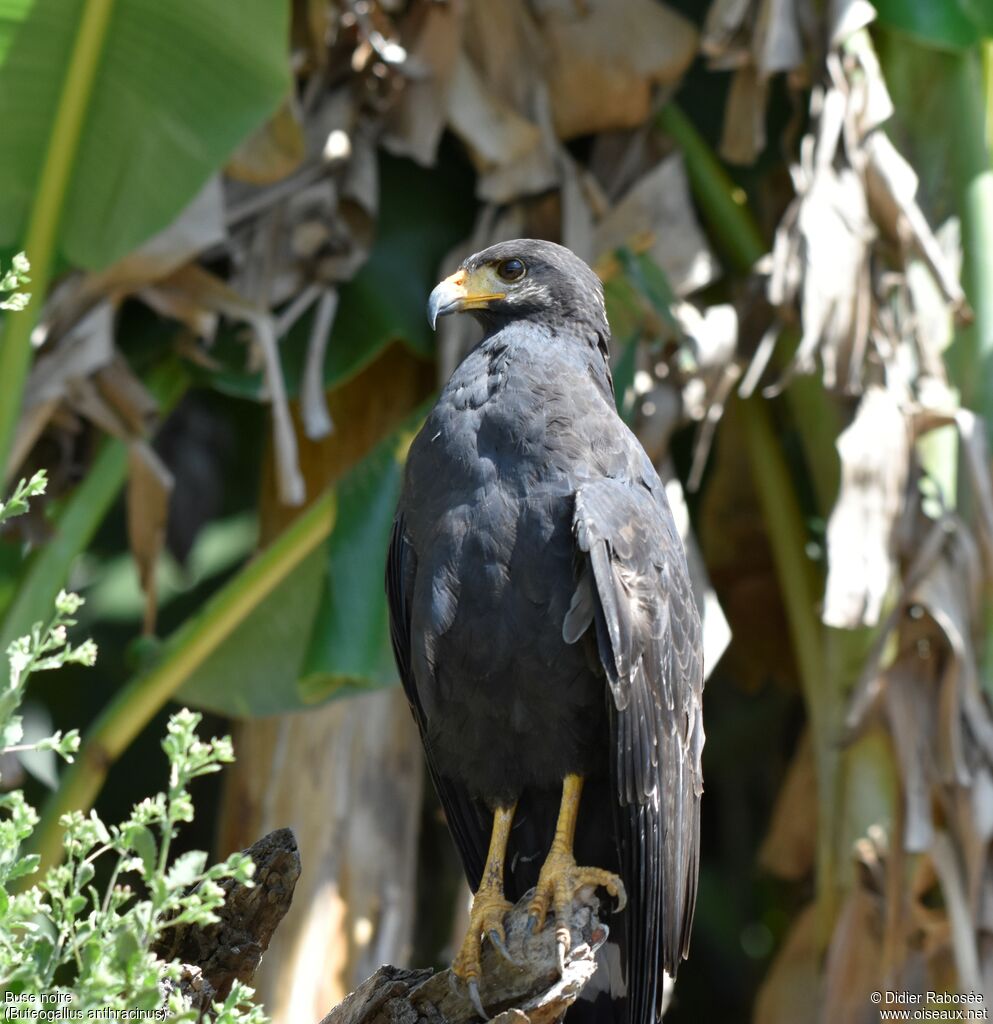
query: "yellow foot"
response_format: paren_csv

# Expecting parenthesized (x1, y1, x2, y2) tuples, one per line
(526, 848, 627, 972)
(451, 882, 514, 1018)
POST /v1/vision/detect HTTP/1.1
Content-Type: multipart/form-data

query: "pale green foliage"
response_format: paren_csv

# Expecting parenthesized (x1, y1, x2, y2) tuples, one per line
(0, 251, 30, 311)
(0, 477, 271, 1023)
(0, 467, 45, 526)
(1, 589, 93, 769)
(0, 471, 85, 767)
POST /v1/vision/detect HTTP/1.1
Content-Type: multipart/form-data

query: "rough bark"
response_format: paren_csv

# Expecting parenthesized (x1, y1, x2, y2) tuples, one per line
(154, 827, 301, 1011)
(158, 826, 609, 1024)
(318, 892, 608, 1024)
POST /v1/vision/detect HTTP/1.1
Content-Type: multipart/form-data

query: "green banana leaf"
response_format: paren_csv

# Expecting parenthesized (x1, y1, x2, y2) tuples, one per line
(0, 0, 289, 269)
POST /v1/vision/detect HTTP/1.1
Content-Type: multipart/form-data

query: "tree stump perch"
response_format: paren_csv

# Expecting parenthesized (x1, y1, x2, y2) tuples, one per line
(155, 828, 302, 1011)
(318, 891, 609, 1024)
(174, 828, 610, 1024)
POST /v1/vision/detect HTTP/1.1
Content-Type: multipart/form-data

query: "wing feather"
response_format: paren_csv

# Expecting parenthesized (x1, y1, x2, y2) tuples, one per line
(386, 515, 489, 888)
(572, 478, 704, 1021)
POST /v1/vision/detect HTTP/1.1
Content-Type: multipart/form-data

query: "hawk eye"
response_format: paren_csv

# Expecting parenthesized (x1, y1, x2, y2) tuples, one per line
(496, 258, 526, 283)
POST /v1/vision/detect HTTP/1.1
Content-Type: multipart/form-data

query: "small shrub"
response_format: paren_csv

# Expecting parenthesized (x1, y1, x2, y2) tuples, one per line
(0, 473, 269, 1023)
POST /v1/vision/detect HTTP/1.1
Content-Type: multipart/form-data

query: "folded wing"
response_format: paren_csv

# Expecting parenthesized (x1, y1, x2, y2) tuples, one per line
(568, 477, 705, 1021)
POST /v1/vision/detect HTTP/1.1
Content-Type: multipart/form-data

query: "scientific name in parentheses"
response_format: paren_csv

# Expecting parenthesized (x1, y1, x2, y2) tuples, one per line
(4, 993, 72, 1022)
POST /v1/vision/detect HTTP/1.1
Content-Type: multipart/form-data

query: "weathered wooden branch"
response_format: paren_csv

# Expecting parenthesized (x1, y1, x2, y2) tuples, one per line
(160, 827, 610, 1024)
(318, 891, 609, 1024)
(155, 827, 301, 1010)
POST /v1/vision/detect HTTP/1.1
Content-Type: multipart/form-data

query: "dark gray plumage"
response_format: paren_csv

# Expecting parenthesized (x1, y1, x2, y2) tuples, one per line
(386, 239, 704, 1024)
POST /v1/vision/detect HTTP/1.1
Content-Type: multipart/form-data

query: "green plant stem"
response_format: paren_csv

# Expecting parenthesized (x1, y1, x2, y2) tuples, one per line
(656, 103, 765, 271)
(942, 46, 993, 678)
(737, 400, 824, 705)
(986, 42, 993, 148)
(0, 362, 188, 680)
(0, 0, 117, 478)
(877, 31, 993, 681)
(1, 442, 124, 639)
(738, 400, 835, 882)
(29, 489, 335, 874)
(947, 51, 993, 435)
(874, 33, 993, 425)
(979, 41, 993, 687)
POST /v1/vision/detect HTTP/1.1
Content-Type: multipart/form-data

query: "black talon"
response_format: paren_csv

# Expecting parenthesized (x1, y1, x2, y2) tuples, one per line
(487, 928, 515, 964)
(526, 914, 538, 935)
(467, 979, 489, 1020)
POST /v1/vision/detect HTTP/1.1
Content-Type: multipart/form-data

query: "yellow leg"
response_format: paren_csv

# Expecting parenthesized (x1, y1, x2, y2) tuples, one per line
(526, 775, 627, 969)
(451, 803, 517, 1010)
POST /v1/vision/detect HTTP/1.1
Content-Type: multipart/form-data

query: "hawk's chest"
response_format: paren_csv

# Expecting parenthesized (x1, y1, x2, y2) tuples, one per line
(419, 347, 564, 492)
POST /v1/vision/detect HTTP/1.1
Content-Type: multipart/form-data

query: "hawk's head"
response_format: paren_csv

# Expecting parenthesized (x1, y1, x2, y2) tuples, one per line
(427, 239, 608, 342)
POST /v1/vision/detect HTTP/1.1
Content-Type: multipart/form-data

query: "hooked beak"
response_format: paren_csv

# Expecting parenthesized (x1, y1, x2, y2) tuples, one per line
(427, 267, 506, 329)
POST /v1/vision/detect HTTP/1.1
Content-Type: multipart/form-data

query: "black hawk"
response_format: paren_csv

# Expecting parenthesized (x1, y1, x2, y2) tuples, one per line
(386, 239, 705, 1024)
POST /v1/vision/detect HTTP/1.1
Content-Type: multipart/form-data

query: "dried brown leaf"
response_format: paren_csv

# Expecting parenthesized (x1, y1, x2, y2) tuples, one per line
(909, 526, 989, 782)
(704, 0, 818, 163)
(753, 0, 808, 75)
(865, 133, 968, 316)
(906, 245, 958, 383)
(593, 155, 720, 296)
(65, 377, 134, 439)
(445, 1, 558, 202)
(446, 52, 556, 203)
(227, 100, 307, 186)
(753, 903, 821, 1024)
(95, 354, 159, 438)
(558, 150, 597, 264)
(382, 1, 462, 166)
(139, 275, 220, 340)
(842, 516, 949, 738)
(10, 302, 117, 477)
(701, 0, 753, 68)
(762, 24, 968, 405)
(794, 165, 874, 391)
(839, 27, 892, 133)
(955, 410, 993, 583)
(127, 440, 174, 635)
(537, 0, 697, 140)
(830, 0, 876, 45)
(883, 655, 937, 853)
(23, 302, 115, 409)
(145, 266, 304, 505)
(946, 773, 993, 939)
(339, 125, 380, 222)
(463, 0, 546, 111)
(823, 386, 909, 629)
(6, 399, 60, 486)
(758, 730, 817, 880)
(669, 301, 739, 489)
(931, 831, 985, 997)
(720, 66, 768, 165)
(822, 883, 884, 1024)
(677, 302, 738, 375)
